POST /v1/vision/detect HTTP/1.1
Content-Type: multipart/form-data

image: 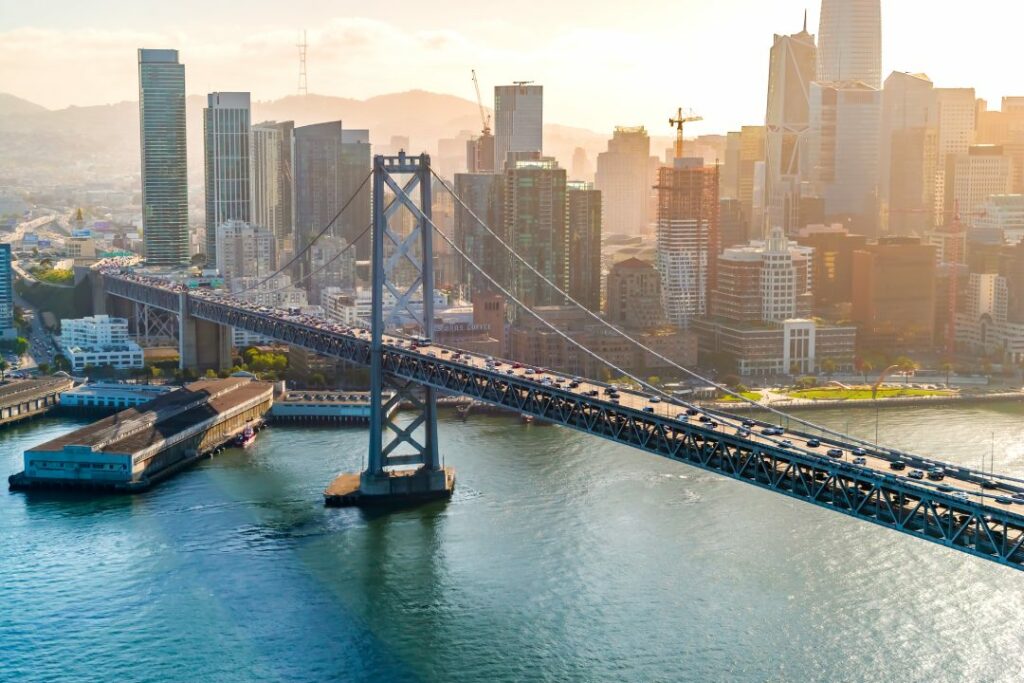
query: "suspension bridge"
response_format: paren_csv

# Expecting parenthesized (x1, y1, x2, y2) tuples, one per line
(89, 153, 1024, 573)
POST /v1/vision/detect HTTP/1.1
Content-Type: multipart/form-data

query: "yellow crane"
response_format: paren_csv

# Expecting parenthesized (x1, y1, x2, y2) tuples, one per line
(669, 107, 703, 160)
(471, 69, 491, 136)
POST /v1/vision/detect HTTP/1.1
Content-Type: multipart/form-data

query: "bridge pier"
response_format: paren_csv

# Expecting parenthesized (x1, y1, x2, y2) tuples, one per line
(325, 153, 455, 507)
(178, 293, 231, 372)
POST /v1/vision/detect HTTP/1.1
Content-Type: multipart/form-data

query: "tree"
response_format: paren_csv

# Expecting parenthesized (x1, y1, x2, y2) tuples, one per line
(0, 359, 7, 382)
(53, 354, 71, 372)
(859, 359, 874, 385)
(37, 362, 51, 375)
(894, 356, 918, 384)
(190, 253, 208, 269)
(820, 358, 837, 381)
(204, 368, 218, 378)
(940, 361, 954, 387)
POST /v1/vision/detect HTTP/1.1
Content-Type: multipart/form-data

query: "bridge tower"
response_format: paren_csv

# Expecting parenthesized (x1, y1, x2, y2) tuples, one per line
(329, 152, 455, 506)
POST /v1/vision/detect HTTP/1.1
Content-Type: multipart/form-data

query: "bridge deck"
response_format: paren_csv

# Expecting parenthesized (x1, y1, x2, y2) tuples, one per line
(99, 269, 1024, 570)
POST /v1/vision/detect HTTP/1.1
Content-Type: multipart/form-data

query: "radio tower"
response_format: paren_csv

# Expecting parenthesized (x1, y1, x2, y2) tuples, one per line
(297, 30, 308, 96)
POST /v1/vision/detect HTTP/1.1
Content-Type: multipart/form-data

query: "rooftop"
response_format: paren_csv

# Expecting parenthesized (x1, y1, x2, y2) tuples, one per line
(30, 378, 271, 456)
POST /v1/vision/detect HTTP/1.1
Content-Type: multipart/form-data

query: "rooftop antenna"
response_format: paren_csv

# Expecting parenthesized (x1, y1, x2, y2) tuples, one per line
(297, 30, 308, 96)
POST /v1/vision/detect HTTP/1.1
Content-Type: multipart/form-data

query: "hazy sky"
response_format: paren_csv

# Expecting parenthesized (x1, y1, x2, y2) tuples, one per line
(2, 0, 1022, 133)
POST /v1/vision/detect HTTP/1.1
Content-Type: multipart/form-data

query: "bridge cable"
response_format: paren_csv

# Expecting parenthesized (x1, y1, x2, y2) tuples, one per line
(426, 206, 1024, 494)
(431, 168, 889, 451)
(230, 170, 372, 296)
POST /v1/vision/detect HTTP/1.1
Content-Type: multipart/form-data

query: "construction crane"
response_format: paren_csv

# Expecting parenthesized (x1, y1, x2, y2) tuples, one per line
(471, 69, 490, 136)
(669, 107, 702, 160)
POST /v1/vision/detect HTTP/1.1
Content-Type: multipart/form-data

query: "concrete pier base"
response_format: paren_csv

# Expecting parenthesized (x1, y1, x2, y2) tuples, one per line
(324, 466, 455, 507)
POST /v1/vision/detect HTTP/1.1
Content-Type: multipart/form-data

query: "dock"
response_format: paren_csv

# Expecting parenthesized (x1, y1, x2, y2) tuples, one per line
(8, 377, 273, 493)
(0, 376, 75, 427)
(271, 389, 396, 424)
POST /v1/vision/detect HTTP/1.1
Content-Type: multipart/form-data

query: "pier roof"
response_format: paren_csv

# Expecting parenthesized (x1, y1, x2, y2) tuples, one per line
(29, 378, 271, 456)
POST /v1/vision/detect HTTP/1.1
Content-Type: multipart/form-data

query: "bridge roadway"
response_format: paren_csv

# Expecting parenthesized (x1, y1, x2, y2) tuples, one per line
(99, 268, 1024, 571)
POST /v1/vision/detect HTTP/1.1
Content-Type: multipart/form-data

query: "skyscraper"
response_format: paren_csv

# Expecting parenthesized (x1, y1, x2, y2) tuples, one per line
(655, 159, 719, 327)
(809, 81, 881, 234)
(454, 172, 505, 296)
(494, 83, 543, 170)
(566, 181, 602, 312)
(879, 72, 934, 201)
(251, 120, 294, 245)
(0, 243, 14, 339)
(817, 0, 882, 88)
(933, 88, 978, 223)
(764, 17, 817, 234)
(137, 48, 188, 266)
(504, 157, 566, 310)
(594, 126, 652, 237)
(738, 126, 766, 234)
(293, 122, 372, 281)
(339, 129, 372, 261)
(203, 92, 251, 265)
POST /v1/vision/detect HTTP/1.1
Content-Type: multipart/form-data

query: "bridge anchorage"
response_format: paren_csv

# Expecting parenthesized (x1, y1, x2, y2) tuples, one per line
(325, 153, 455, 506)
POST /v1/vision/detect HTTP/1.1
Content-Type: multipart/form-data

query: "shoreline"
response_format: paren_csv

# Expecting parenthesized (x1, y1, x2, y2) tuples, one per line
(701, 390, 1024, 412)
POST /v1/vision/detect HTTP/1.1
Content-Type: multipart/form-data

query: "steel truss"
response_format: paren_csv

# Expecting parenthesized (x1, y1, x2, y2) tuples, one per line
(133, 302, 178, 346)
(102, 273, 1024, 571)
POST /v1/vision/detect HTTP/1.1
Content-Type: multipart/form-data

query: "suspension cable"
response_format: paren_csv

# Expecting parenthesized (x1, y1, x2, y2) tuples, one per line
(432, 168, 886, 450)
(229, 221, 371, 297)
(230, 170, 372, 295)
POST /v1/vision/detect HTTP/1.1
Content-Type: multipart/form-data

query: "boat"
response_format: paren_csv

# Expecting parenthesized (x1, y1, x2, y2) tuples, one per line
(234, 422, 257, 448)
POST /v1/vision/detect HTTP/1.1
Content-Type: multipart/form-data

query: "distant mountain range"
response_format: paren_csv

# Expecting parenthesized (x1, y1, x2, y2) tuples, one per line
(0, 90, 652, 184)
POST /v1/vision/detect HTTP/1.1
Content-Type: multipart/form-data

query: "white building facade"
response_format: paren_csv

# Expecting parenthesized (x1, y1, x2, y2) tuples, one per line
(60, 315, 144, 371)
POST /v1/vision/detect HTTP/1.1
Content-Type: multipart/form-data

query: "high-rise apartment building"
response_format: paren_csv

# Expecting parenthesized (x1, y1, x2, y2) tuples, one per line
(251, 120, 294, 245)
(817, 0, 882, 89)
(655, 159, 719, 327)
(494, 84, 543, 170)
(594, 126, 652, 237)
(504, 157, 566, 310)
(214, 220, 275, 284)
(0, 243, 13, 339)
(137, 48, 189, 266)
(566, 181, 602, 312)
(764, 18, 817, 234)
(809, 81, 881, 234)
(454, 172, 506, 297)
(204, 92, 252, 264)
(944, 144, 1013, 217)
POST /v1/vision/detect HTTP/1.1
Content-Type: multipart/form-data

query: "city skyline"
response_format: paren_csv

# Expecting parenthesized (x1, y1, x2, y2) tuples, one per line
(4, 0, 1024, 134)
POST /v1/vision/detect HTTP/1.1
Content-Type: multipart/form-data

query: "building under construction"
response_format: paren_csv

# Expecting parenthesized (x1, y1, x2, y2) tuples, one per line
(654, 159, 720, 327)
